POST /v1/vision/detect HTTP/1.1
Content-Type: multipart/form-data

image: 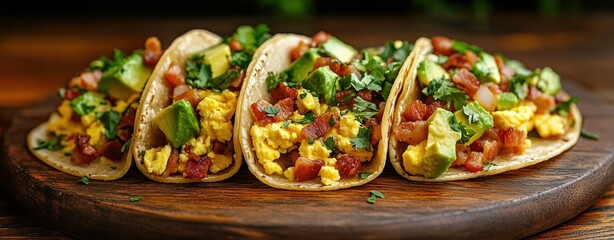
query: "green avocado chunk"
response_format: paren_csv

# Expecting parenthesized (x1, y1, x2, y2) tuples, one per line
(536, 67, 561, 95)
(417, 59, 449, 86)
(153, 99, 200, 149)
(321, 36, 357, 64)
(455, 101, 494, 145)
(497, 92, 519, 110)
(302, 65, 339, 105)
(410, 108, 461, 178)
(284, 49, 321, 84)
(471, 52, 501, 84)
(199, 44, 231, 78)
(98, 53, 151, 100)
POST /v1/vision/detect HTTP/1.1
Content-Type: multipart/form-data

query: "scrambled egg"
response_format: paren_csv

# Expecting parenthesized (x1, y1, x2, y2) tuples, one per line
(534, 114, 566, 138)
(144, 144, 171, 175)
(86, 120, 105, 147)
(47, 100, 85, 136)
(403, 140, 427, 174)
(250, 121, 303, 174)
(298, 139, 336, 166)
(492, 101, 536, 131)
(296, 89, 328, 116)
(185, 136, 212, 155)
(284, 167, 295, 181)
(333, 113, 373, 162)
(197, 89, 237, 142)
(208, 152, 233, 173)
(174, 137, 233, 174)
(318, 166, 340, 186)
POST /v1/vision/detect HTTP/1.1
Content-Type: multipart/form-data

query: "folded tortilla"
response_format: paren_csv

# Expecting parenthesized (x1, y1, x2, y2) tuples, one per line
(388, 37, 582, 182)
(236, 34, 419, 190)
(132, 29, 242, 183)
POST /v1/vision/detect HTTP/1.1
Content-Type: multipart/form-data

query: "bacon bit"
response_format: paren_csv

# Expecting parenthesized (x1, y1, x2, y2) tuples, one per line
(394, 121, 428, 145)
(503, 128, 526, 149)
(294, 157, 325, 181)
(79, 69, 102, 92)
(452, 68, 480, 96)
(118, 128, 132, 142)
(173, 89, 201, 108)
(370, 124, 382, 145)
(486, 82, 502, 96)
(250, 98, 295, 125)
(301, 111, 339, 140)
(63, 88, 82, 101)
(228, 69, 245, 90)
(431, 36, 454, 56)
(426, 100, 450, 118)
(374, 104, 385, 122)
(185, 154, 213, 179)
(443, 53, 472, 70)
(99, 140, 123, 161)
(71, 134, 97, 165)
(402, 100, 428, 121)
(533, 94, 556, 114)
(229, 39, 243, 52)
(250, 100, 274, 122)
(212, 140, 228, 154)
(284, 149, 300, 168)
(118, 107, 137, 130)
(274, 98, 295, 121)
(290, 41, 310, 62)
(335, 89, 356, 106)
(173, 84, 190, 97)
(453, 144, 469, 166)
(482, 140, 501, 161)
(526, 86, 542, 100)
(311, 31, 331, 47)
(357, 90, 373, 101)
(271, 82, 298, 101)
(143, 37, 163, 68)
(338, 64, 358, 77)
(465, 50, 479, 66)
(164, 62, 185, 87)
(465, 151, 485, 172)
(313, 57, 341, 74)
(336, 154, 361, 177)
(162, 149, 180, 177)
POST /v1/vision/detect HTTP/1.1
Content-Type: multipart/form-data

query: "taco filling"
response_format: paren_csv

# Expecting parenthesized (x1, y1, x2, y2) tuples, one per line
(36, 37, 163, 167)
(394, 36, 577, 178)
(142, 25, 271, 179)
(249, 31, 412, 185)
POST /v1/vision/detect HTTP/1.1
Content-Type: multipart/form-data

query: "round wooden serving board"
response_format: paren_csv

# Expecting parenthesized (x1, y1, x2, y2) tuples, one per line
(2, 80, 613, 240)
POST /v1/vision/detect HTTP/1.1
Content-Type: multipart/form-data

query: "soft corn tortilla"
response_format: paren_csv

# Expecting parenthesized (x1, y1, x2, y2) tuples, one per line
(236, 34, 419, 190)
(132, 29, 242, 183)
(389, 37, 582, 182)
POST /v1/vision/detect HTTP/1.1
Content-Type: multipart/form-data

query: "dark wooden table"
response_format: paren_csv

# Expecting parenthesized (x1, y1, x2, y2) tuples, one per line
(1, 13, 612, 238)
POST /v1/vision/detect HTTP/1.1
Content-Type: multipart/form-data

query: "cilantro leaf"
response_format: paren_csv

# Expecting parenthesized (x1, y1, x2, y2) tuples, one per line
(265, 71, 289, 92)
(352, 97, 379, 120)
(185, 59, 212, 89)
(230, 50, 252, 69)
(422, 79, 468, 111)
(121, 138, 131, 153)
(370, 190, 385, 199)
(351, 127, 372, 151)
(34, 134, 65, 151)
(554, 97, 579, 117)
(449, 115, 476, 144)
(80, 176, 90, 185)
(308, 137, 314, 144)
(100, 110, 120, 140)
(463, 105, 480, 124)
(359, 172, 372, 179)
(483, 162, 497, 171)
(292, 111, 315, 124)
(323, 137, 338, 156)
(451, 40, 482, 54)
(129, 196, 142, 202)
(262, 106, 280, 117)
(379, 41, 412, 63)
(299, 92, 307, 99)
(70, 92, 104, 116)
(366, 196, 377, 204)
(580, 130, 599, 140)
(281, 121, 290, 129)
(509, 76, 527, 100)
(231, 24, 271, 52)
(381, 81, 393, 101)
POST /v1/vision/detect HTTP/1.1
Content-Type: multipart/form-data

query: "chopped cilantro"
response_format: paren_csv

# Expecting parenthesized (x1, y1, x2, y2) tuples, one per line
(359, 172, 372, 179)
(121, 138, 131, 153)
(230, 50, 252, 69)
(449, 115, 476, 144)
(366, 190, 385, 204)
(379, 41, 412, 63)
(329, 115, 336, 127)
(70, 92, 104, 116)
(581, 130, 599, 140)
(308, 137, 314, 145)
(299, 92, 308, 99)
(292, 111, 315, 124)
(265, 71, 289, 92)
(463, 105, 481, 124)
(381, 81, 393, 100)
(554, 97, 580, 117)
(185, 57, 241, 91)
(100, 110, 120, 140)
(352, 97, 379, 120)
(34, 134, 65, 151)
(88, 49, 126, 72)
(509, 76, 527, 100)
(422, 79, 468, 111)
(281, 121, 290, 129)
(262, 106, 280, 117)
(341, 92, 356, 103)
(366, 196, 377, 204)
(323, 137, 338, 156)
(129, 196, 142, 202)
(483, 162, 497, 171)
(230, 24, 271, 52)
(79, 176, 90, 185)
(451, 40, 482, 54)
(351, 127, 372, 151)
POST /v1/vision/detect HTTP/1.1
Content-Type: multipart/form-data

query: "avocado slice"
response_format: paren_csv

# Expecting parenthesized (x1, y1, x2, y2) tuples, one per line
(417, 59, 449, 86)
(98, 53, 152, 100)
(153, 99, 200, 149)
(302, 65, 339, 105)
(407, 108, 461, 178)
(199, 44, 232, 78)
(284, 49, 321, 85)
(536, 67, 561, 95)
(471, 52, 501, 84)
(496, 92, 519, 110)
(321, 36, 357, 64)
(454, 101, 494, 145)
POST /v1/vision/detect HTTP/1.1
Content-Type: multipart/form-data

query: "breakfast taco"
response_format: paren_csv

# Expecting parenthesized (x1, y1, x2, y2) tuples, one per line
(389, 36, 581, 181)
(236, 31, 416, 190)
(27, 36, 164, 180)
(132, 25, 271, 183)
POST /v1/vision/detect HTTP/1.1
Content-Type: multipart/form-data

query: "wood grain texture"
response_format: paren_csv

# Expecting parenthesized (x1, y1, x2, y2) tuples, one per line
(1, 78, 613, 239)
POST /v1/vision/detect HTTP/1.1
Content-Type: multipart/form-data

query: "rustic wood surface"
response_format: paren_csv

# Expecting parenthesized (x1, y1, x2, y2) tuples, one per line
(1, 14, 613, 239)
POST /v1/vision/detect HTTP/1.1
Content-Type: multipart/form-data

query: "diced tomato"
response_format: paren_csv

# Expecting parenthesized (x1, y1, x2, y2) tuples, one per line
(301, 111, 339, 140)
(335, 89, 356, 106)
(294, 157, 325, 181)
(164, 62, 185, 87)
(465, 50, 479, 66)
(336, 154, 361, 177)
(162, 149, 180, 177)
(431, 36, 454, 56)
(228, 69, 245, 90)
(212, 140, 228, 154)
(533, 94, 556, 114)
(63, 88, 82, 100)
(313, 57, 341, 74)
(185, 154, 212, 179)
(464, 151, 485, 172)
(143, 37, 163, 68)
(71, 133, 97, 165)
(290, 41, 309, 62)
(452, 68, 480, 96)
(503, 128, 526, 149)
(394, 121, 428, 145)
(271, 82, 298, 101)
(229, 39, 243, 52)
(443, 53, 472, 70)
(173, 88, 201, 108)
(99, 140, 123, 161)
(311, 31, 331, 47)
(402, 100, 428, 121)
